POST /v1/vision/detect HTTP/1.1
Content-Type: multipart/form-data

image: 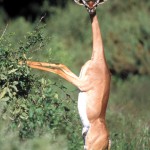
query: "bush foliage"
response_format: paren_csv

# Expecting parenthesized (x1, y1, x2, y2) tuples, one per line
(0, 27, 84, 149)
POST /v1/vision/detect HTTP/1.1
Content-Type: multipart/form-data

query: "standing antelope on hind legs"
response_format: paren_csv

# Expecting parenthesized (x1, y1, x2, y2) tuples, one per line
(21, 0, 111, 149)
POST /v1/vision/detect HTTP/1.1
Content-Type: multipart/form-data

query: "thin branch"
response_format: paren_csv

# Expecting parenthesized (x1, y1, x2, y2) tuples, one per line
(0, 24, 8, 39)
(39, 13, 47, 23)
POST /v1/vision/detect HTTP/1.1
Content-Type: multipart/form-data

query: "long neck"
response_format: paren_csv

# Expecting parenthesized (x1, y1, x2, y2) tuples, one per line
(90, 12, 105, 62)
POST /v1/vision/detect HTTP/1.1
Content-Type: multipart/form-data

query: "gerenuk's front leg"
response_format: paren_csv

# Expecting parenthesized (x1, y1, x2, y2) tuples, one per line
(23, 61, 92, 92)
(25, 61, 78, 78)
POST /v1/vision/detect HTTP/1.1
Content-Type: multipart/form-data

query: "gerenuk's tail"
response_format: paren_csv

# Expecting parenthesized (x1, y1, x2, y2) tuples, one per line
(108, 139, 111, 150)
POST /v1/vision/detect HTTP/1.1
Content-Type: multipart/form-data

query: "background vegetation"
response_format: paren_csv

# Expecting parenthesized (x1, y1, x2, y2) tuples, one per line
(0, 0, 150, 149)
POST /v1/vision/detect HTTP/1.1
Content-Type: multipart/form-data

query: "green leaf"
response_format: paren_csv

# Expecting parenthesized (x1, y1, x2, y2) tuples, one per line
(8, 69, 18, 74)
(54, 93, 59, 99)
(20, 104, 28, 110)
(13, 81, 18, 85)
(13, 108, 21, 114)
(7, 88, 12, 98)
(20, 112, 28, 120)
(29, 109, 34, 118)
(0, 97, 9, 102)
(10, 85, 18, 92)
(0, 87, 7, 99)
(0, 74, 7, 80)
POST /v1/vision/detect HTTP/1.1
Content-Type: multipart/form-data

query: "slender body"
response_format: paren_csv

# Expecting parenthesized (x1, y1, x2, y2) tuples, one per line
(78, 13, 111, 150)
(21, 12, 111, 150)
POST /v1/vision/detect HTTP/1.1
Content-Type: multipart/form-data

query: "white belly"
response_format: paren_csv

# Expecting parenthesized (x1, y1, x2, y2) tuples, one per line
(78, 92, 90, 129)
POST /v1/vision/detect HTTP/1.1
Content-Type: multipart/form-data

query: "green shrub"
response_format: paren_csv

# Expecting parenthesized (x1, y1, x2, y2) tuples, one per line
(0, 25, 84, 149)
(0, 119, 68, 150)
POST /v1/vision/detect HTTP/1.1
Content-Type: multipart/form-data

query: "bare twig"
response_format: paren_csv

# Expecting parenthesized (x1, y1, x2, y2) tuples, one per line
(0, 24, 8, 39)
(39, 13, 47, 23)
